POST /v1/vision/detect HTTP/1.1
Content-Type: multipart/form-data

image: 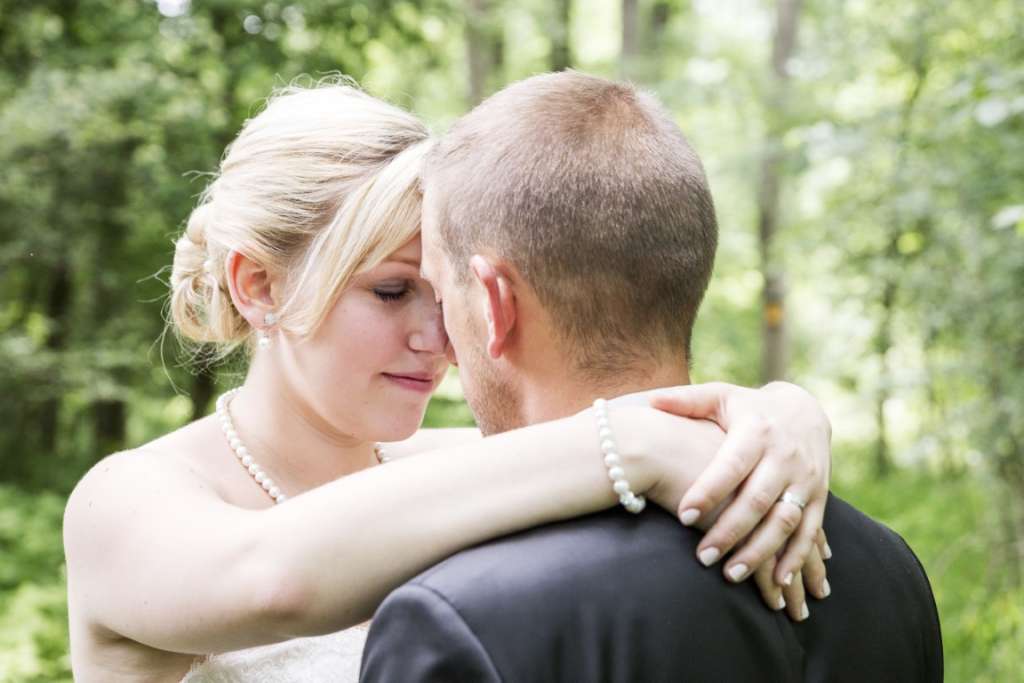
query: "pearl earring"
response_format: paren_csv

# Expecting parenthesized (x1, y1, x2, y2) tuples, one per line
(257, 312, 277, 348)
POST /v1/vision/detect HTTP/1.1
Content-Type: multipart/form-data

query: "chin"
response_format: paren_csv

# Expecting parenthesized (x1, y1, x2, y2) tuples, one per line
(376, 407, 430, 442)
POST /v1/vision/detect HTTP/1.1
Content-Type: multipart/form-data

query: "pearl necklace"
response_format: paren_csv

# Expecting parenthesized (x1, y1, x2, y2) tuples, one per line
(216, 388, 388, 505)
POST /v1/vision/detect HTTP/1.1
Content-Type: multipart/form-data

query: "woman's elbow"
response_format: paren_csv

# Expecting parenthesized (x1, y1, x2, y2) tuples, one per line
(240, 557, 317, 639)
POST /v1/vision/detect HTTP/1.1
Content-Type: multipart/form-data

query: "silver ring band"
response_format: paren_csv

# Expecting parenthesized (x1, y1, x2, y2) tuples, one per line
(779, 491, 807, 510)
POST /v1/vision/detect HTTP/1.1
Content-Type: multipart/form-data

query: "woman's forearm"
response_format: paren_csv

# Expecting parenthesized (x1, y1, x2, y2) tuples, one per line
(259, 408, 716, 637)
(380, 426, 482, 459)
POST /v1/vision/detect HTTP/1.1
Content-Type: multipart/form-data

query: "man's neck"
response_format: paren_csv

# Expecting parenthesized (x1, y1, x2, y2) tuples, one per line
(517, 360, 691, 426)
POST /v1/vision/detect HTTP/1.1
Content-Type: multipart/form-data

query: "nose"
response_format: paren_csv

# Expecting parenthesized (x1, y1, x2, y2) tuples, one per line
(409, 300, 449, 356)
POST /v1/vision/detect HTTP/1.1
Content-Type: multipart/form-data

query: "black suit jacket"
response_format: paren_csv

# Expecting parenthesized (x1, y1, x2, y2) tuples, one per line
(360, 494, 942, 682)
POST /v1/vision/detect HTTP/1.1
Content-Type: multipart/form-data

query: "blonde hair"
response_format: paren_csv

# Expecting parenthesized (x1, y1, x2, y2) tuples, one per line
(170, 79, 431, 355)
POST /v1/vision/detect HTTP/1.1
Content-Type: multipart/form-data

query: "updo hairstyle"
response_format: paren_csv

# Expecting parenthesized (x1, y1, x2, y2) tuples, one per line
(169, 79, 432, 355)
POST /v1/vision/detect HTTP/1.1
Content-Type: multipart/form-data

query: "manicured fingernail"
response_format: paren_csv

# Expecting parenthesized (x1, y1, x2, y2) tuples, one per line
(698, 547, 720, 566)
(821, 578, 831, 598)
(823, 542, 833, 560)
(679, 508, 700, 526)
(783, 572, 794, 586)
(726, 563, 749, 582)
(777, 595, 786, 610)
(800, 602, 810, 621)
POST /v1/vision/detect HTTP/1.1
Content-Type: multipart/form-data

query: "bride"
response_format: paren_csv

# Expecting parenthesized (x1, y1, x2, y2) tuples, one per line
(64, 80, 832, 682)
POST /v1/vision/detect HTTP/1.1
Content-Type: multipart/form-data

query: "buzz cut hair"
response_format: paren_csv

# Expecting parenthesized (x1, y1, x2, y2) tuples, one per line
(424, 70, 718, 376)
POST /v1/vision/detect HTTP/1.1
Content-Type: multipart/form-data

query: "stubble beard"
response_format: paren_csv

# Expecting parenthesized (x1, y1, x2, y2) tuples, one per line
(461, 340, 522, 437)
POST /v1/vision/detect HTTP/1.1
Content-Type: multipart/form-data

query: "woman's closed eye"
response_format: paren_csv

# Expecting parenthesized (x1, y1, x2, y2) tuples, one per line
(374, 282, 411, 302)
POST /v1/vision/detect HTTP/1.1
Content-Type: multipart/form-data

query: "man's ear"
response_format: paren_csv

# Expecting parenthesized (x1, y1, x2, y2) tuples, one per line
(225, 250, 277, 328)
(469, 254, 517, 359)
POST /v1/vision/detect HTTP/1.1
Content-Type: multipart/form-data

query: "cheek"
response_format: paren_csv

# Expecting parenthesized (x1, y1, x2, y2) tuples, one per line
(316, 300, 407, 375)
(440, 307, 469, 364)
(441, 288, 473, 342)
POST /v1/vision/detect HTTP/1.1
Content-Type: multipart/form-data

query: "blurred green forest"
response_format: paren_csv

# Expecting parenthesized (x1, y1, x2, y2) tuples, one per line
(0, 0, 1021, 680)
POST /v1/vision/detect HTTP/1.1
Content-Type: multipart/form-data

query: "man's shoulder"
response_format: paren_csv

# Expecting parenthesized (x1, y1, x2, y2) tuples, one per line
(401, 506, 785, 644)
(798, 494, 944, 682)
(408, 494, 934, 613)
(823, 493, 933, 582)
(409, 507, 704, 602)
(368, 508, 802, 683)
(364, 496, 942, 683)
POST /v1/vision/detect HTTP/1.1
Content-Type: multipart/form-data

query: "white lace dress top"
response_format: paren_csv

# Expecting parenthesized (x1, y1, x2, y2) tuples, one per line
(181, 625, 368, 682)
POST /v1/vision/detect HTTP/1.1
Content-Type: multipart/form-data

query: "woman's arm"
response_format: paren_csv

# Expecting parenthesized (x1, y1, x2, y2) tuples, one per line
(64, 407, 715, 656)
(380, 427, 481, 460)
(391, 385, 833, 622)
(64, 384, 830, 656)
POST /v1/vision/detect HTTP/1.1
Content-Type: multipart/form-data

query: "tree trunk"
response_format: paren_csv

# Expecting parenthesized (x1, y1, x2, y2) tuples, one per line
(873, 59, 929, 476)
(88, 139, 134, 458)
(647, 0, 673, 80)
(43, 261, 71, 351)
(651, 0, 671, 40)
(191, 366, 216, 422)
(621, 0, 639, 78)
(467, 0, 498, 106)
(93, 399, 126, 455)
(923, 327, 955, 475)
(988, 367, 1024, 586)
(550, 0, 572, 72)
(997, 460, 1024, 588)
(39, 258, 71, 455)
(757, 0, 802, 384)
(874, 270, 896, 477)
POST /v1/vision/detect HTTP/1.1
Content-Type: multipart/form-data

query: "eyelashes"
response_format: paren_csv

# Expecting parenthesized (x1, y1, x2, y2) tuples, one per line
(374, 288, 409, 303)
(372, 276, 437, 305)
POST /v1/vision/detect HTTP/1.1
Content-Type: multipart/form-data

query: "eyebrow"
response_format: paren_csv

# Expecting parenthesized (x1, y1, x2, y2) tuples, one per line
(386, 255, 421, 269)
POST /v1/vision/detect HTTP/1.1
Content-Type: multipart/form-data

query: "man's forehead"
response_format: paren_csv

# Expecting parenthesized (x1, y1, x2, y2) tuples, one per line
(418, 189, 443, 276)
(420, 185, 442, 232)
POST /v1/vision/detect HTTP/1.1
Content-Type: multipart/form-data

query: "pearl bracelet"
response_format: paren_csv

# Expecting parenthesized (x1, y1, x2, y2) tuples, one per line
(593, 398, 646, 514)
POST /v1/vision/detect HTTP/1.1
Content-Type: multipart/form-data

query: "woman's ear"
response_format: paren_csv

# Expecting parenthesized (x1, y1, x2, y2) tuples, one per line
(224, 250, 277, 329)
(470, 254, 517, 359)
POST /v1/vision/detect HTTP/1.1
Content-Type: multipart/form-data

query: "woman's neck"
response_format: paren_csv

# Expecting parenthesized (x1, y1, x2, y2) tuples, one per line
(223, 356, 380, 496)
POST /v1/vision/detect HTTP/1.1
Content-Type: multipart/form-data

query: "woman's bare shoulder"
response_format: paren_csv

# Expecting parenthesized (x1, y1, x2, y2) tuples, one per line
(65, 417, 225, 535)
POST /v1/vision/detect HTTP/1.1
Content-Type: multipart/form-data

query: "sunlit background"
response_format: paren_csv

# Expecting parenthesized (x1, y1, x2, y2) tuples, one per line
(1, 0, 1021, 680)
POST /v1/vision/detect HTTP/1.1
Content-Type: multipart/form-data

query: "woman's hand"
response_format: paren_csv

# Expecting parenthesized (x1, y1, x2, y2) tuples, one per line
(750, 538, 830, 622)
(649, 382, 832, 601)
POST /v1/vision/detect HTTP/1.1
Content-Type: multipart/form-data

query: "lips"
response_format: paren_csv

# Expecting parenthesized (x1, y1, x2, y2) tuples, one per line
(382, 372, 439, 393)
(385, 372, 435, 382)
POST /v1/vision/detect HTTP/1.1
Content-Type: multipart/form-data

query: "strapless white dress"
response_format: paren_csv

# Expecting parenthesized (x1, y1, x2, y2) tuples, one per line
(181, 625, 368, 682)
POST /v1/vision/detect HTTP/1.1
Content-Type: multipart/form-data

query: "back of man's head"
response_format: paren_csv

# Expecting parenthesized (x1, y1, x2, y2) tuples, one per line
(425, 70, 718, 377)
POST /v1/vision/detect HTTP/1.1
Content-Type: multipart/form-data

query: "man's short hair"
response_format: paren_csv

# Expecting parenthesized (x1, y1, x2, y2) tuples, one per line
(425, 70, 717, 376)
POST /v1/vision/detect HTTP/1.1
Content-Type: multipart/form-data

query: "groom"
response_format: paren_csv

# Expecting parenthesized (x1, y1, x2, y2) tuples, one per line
(360, 71, 942, 681)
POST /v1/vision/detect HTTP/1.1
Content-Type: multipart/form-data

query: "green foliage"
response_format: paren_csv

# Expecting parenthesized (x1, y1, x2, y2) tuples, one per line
(0, 486, 70, 682)
(834, 462, 1024, 682)
(0, 0, 459, 489)
(423, 395, 477, 428)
